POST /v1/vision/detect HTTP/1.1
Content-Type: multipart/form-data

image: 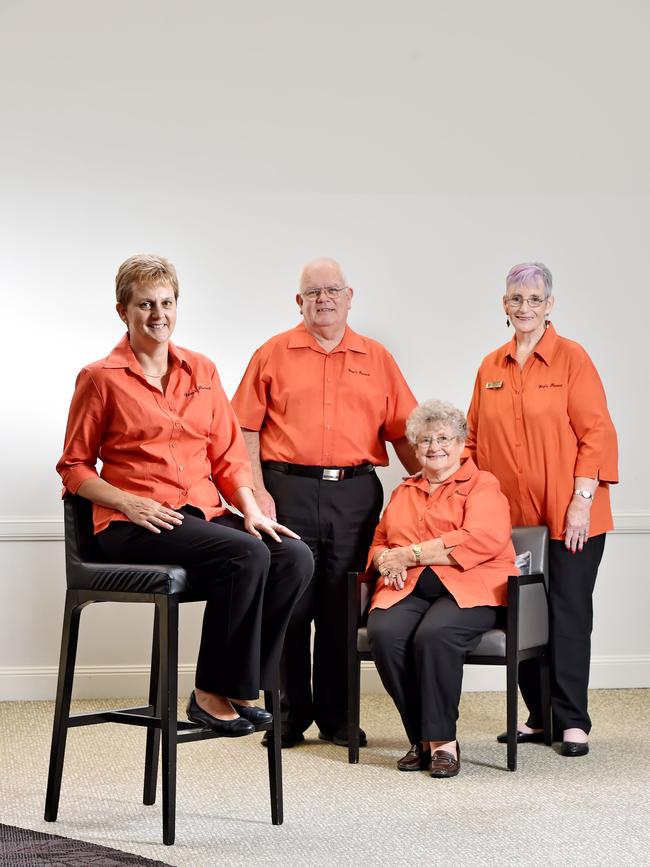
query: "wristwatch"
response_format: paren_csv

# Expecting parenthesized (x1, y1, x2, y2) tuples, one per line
(574, 489, 594, 501)
(412, 544, 422, 565)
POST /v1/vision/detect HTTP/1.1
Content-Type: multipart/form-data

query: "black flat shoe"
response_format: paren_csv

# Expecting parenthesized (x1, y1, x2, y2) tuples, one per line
(496, 730, 545, 744)
(230, 702, 273, 726)
(261, 730, 305, 748)
(186, 691, 254, 737)
(318, 728, 368, 747)
(561, 740, 589, 757)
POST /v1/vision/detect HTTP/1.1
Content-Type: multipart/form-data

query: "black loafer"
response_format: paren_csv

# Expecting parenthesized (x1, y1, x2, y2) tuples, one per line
(561, 740, 589, 757)
(318, 728, 367, 747)
(397, 744, 432, 771)
(230, 702, 273, 726)
(186, 691, 254, 737)
(496, 730, 545, 744)
(261, 730, 305, 748)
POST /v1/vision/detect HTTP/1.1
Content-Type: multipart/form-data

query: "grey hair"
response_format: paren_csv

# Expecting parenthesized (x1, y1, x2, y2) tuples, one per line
(505, 262, 553, 297)
(406, 400, 468, 445)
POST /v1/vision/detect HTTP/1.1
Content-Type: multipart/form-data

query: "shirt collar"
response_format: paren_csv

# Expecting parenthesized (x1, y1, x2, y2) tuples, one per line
(103, 334, 193, 374)
(502, 321, 559, 367)
(287, 322, 367, 354)
(403, 456, 478, 490)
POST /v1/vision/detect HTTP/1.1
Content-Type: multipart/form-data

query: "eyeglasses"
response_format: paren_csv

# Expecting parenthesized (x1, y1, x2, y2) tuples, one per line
(416, 435, 455, 449)
(505, 294, 548, 309)
(300, 286, 347, 301)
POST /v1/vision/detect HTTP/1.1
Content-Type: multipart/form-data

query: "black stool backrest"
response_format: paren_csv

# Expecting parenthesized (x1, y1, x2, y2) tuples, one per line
(64, 494, 103, 585)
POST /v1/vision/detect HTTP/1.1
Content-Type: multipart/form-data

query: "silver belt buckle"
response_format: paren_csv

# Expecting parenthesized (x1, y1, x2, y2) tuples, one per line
(322, 468, 342, 481)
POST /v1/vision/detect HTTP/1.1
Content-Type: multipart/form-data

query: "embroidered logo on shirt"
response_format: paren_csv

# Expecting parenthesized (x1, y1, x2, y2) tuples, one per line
(348, 368, 370, 376)
(184, 385, 212, 397)
(538, 383, 563, 388)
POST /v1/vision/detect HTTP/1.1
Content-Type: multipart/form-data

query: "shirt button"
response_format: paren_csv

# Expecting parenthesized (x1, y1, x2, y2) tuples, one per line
(325, 400, 331, 405)
(327, 378, 332, 382)
(516, 416, 521, 421)
(325, 452, 330, 457)
(326, 424, 331, 430)
(174, 422, 181, 428)
(179, 466, 184, 471)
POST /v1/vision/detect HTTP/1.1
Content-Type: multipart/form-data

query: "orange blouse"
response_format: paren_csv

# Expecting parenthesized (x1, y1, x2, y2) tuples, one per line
(368, 458, 515, 610)
(231, 323, 417, 466)
(466, 323, 618, 540)
(57, 336, 254, 534)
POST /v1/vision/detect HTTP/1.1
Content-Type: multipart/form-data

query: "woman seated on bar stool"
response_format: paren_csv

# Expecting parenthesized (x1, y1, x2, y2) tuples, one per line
(366, 400, 515, 777)
(57, 254, 313, 736)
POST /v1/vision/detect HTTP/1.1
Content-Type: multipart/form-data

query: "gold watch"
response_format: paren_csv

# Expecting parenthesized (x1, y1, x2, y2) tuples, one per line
(412, 544, 422, 565)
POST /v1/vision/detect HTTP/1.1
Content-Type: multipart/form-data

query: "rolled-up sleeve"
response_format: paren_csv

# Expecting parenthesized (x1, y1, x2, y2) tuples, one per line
(568, 356, 618, 483)
(440, 476, 512, 571)
(56, 369, 105, 493)
(207, 366, 255, 500)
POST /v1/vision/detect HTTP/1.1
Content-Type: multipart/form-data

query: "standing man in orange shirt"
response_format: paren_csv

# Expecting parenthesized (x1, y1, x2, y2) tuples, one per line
(231, 258, 418, 747)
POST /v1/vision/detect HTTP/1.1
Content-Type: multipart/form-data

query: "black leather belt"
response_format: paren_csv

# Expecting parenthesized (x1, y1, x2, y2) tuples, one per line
(262, 461, 376, 482)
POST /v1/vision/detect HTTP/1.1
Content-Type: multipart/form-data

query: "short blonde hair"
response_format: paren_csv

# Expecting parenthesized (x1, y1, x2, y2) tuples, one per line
(406, 399, 467, 445)
(115, 254, 180, 306)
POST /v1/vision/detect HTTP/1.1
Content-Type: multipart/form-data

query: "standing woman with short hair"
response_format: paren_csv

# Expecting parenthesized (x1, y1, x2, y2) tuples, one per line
(466, 262, 618, 757)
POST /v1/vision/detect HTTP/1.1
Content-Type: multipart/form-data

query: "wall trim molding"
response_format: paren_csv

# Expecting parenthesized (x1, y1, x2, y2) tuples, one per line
(1, 511, 650, 541)
(1, 656, 648, 701)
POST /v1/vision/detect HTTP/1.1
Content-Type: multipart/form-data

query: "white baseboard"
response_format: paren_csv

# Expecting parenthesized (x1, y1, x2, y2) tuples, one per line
(1, 656, 648, 701)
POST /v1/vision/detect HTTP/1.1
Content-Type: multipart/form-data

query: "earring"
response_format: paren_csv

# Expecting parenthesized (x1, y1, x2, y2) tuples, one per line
(545, 318, 550, 329)
(506, 317, 510, 328)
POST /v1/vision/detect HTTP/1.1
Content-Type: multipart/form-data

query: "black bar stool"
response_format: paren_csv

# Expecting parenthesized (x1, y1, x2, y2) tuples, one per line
(44, 494, 283, 845)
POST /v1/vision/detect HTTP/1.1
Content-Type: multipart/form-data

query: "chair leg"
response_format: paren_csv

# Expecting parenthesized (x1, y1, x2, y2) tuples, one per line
(347, 653, 362, 764)
(264, 687, 283, 825)
(159, 597, 178, 846)
(44, 591, 83, 821)
(506, 655, 519, 772)
(539, 654, 552, 746)
(143, 605, 161, 805)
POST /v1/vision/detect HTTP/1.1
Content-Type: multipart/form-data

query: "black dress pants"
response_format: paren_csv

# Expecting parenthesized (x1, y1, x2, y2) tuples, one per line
(367, 569, 498, 744)
(519, 533, 606, 735)
(263, 467, 384, 736)
(97, 508, 313, 698)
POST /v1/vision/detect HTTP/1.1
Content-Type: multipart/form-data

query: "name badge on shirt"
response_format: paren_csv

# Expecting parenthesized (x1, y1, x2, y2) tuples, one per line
(485, 381, 503, 389)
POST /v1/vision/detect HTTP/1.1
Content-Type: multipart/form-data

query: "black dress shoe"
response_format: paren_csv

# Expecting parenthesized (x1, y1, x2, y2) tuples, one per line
(186, 691, 254, 737)
(318, 728, 367, 747)
(561, 740, 589, 757)
(230, 702, 273, 726)
(496, 730, 545, 744)
(261, 730, 305, 748)
(397, 744, 432, 772)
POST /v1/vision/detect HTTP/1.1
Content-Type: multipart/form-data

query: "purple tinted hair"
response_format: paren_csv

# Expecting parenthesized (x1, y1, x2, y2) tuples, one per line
(506, 262, 553, 296)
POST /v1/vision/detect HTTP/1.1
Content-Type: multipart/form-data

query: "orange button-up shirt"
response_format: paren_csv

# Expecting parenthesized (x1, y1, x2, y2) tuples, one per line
(368, 458, 515, 610)
(466, 323, 618, 541)
(231, 323, 417, 466)
(57, 335, 254, 534)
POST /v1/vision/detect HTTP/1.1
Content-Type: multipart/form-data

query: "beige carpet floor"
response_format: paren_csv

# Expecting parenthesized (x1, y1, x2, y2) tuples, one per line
(0, 690, 648, 866)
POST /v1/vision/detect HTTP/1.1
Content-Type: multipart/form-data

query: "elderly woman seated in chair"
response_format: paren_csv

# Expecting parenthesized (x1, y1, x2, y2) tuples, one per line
(366, 400, 515, 777)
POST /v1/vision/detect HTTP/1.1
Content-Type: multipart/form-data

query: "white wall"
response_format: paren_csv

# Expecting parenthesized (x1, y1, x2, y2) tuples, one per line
(1, 1, 648, 698)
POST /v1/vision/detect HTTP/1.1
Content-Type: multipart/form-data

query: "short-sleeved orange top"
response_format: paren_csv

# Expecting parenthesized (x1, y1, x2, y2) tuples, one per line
(57, 335, 254, 534)
(368, 458, 515, 610)
(231, 323, 417, 466)
(466, 323, 618, 541)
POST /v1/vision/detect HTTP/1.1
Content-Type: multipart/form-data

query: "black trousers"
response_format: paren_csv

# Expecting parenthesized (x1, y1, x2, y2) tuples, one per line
(519, 533, 606, 735)
(367, 569, 498, 743)
(97, 508, 313, 698)
(263, 467, 384, 735)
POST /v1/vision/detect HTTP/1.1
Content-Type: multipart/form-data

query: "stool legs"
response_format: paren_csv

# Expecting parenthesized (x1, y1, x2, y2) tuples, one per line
(159, 597, 178, 846)
(264, 687, 283, 825)
(45, 591, 84, 821)
(143, 606, 161, 806)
